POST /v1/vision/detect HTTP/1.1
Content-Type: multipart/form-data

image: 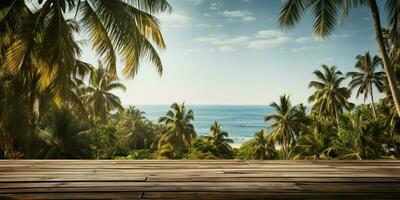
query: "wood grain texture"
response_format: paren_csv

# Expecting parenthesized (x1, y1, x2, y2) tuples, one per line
(0, 160, 399, 199)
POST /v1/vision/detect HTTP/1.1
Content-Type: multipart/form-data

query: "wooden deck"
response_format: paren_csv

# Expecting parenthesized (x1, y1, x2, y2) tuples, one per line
(1, 160, 400, 199)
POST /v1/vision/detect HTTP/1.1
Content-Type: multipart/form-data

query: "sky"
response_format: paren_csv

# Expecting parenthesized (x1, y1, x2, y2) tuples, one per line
(82, 0, 384, 106)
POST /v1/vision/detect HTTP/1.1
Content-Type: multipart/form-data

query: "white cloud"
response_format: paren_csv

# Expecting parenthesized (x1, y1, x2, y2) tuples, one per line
(193, 35, 250, 45)
(209, 2, 221, 10)
(248, 29, 291, 50)
(186, 49, 204, 53)
(242, 16, 256, 22)
(186, 48, 216, 53)
(157, 12, 191, 24)
(222, 10, 256, 22)
(295, 37, 315, 44)
(218, 45, 238, 52)
(194, 30, 291, 52)
(294, 34, 351, 44)
(295, 35, 347, 44)
(223, 10, 247, 18)
(291, 46, 317, 52)
(248, 37, 290, 50)
(185, 0, 203, 5)
(203, 13, 211, 17)
(193, 35, 249, 52)
(197, 24, 224, 28)
(292, 36, 328, 52)
(256, 30, 284, 38)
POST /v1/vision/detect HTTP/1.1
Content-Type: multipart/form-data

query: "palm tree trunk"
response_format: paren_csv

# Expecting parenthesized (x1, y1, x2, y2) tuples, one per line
(369, 0, 400, 117)
(334, 106, 340, 131)
(370, 83, 378, 119)
(283, 134, 288, 159)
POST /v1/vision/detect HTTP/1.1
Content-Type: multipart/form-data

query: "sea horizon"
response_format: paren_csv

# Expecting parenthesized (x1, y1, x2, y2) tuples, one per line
(133, 104, 275, 146)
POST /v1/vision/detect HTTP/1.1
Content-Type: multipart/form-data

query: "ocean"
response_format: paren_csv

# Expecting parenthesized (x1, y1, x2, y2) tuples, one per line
(135, 105, 273, 145)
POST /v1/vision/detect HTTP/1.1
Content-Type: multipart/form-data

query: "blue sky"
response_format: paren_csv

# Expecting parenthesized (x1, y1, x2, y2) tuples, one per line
(82, 0, 383, 105)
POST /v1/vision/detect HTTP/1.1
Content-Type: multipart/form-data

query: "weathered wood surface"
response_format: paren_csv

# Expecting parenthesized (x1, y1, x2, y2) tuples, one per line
(0, 160, 400, 199)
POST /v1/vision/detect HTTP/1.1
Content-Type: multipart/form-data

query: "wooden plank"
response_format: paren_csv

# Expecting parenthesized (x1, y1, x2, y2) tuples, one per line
(0, 192, 142, 199)
(0, 182, 299, 191)
(0, 175, 147, 182)
(0, 160, 399, 199)
(142, 192, 400, 200)
(146, 177, 400, 182)
(2, 172, 399, 179)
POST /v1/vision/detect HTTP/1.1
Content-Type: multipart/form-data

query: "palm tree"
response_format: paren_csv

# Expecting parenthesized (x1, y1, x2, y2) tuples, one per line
(38, 107, 91, 159)
(308, 65, 354, 126)
(347, 52, 385, 119)
(290, 125, 330, 160)
(82, 62, 126, 124)
(251, 129, 276, 160)
(117, 106, 155, 149)
(0, 0, 171, 153)
(380, 94, 400, 138)
(326, 114, 383, 160)
(382, 29, 400, 81)
(0, 0, 170, 84)
(206, 121, 233, 156)
(158, 103, 196, 158)
(265, 95, 307, 159)
(278, 0, 400, 117)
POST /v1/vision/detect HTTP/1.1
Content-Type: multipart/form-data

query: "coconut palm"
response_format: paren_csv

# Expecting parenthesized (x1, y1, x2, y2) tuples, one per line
(308, 65, 354, 125)
(290, 125, 330, 160)
(265, 95, 307, 159)
(380, 94, 400, 137)
(158, 103, 196, 157)
(38, 107, 91, 159)
(0, 0, 171, 84)
(326, 114, 383, 160)
(0, 0, 171, 153)
(206, 121, 233, 156)
(251, 129, 276, 160)
(117, 106, 155, 149)
(347, 52, 385, 119)
(278, 0, 400, 117)
(382, 29, 400, 81)
(81, 62, 126, 124)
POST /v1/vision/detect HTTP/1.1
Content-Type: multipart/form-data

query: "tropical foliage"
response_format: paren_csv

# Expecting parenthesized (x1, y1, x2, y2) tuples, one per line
(250, 129, 276, 160)
(265, 95, 308, 158)
(347, 52, 385, 119)
(278, 0, 400, 117)
(1, 0, 400, 161)
(82, 62, 126, 125)
(157, 103, 196, 158)
(0, 0, 171, 158)
(205, 121, 233, 158)
(308, 65, 353, 125)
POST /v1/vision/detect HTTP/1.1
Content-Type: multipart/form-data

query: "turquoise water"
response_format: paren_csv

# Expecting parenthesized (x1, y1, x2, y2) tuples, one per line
(135, 105, 273, 144)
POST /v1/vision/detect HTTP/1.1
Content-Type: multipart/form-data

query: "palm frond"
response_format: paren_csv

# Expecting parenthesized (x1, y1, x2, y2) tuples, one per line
(312, 0, 341, 37)
(81, 1, 117, 76)
(279, 0, 311, 29)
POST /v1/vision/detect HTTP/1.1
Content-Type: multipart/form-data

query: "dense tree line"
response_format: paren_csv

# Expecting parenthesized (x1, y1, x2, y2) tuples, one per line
(1, 0, 400, 160)
(1, 51, 399, 160)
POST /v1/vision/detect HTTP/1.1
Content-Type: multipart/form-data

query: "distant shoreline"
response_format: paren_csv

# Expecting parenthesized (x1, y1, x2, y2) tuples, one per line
(136, 105, 271, 145)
